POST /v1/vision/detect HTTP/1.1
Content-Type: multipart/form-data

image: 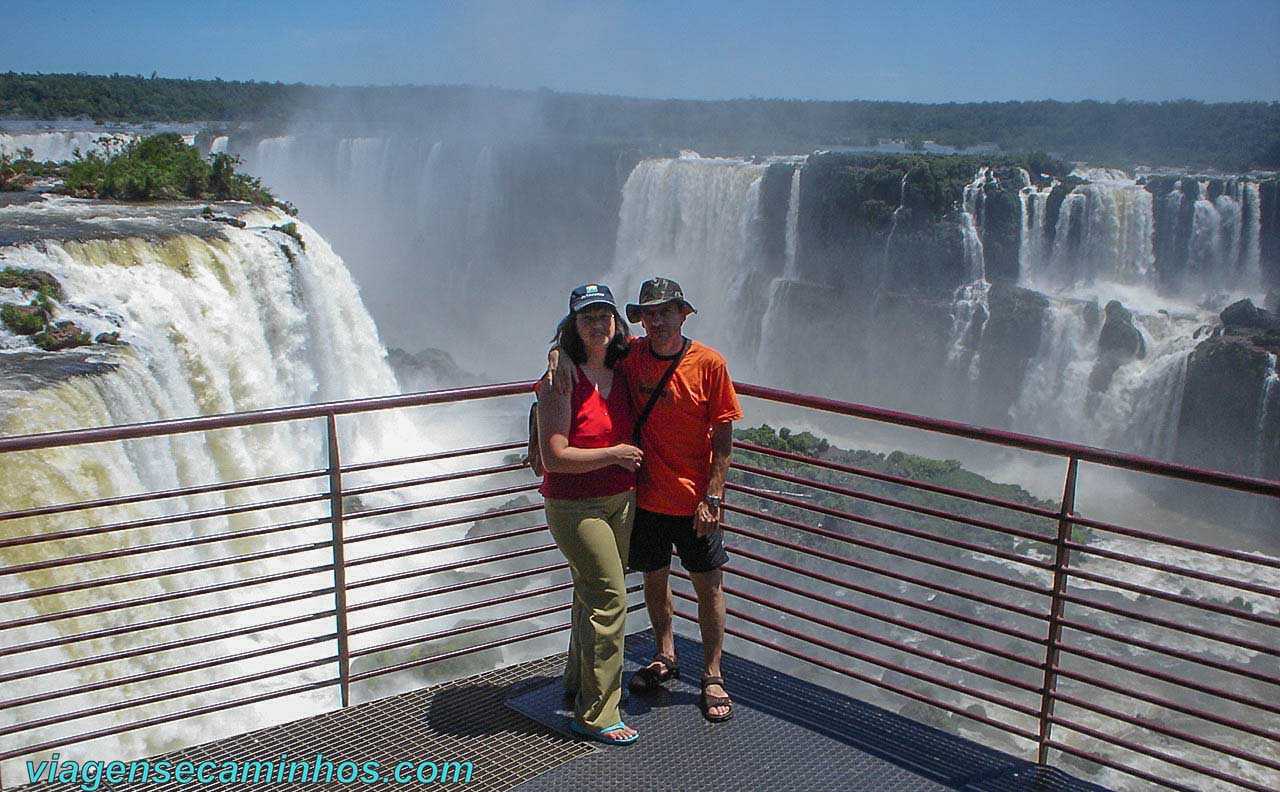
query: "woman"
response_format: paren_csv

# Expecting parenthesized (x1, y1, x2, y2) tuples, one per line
(536, 282, 642, 746)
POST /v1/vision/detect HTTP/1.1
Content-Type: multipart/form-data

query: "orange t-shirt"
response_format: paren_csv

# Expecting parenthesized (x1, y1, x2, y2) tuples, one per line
(621, 338, 743, 516)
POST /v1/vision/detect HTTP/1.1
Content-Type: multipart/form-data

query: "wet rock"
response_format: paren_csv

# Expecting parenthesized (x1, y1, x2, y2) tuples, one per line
(973, 283, 1049, 426)
(1176, 335, 1272, 477)
(1221, 298, 1280, 331)
(94, 331, 123, 345)
(0, 266, 64, 299)
(34, 321, 91, 351)
(1, 303, 45, 335)
(1089, 301, 1146, 397)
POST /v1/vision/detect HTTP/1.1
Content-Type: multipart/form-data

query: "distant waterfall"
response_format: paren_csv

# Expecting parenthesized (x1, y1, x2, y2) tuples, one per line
(783, 166, 802, 280)
(960, 167, 990, 283)
(1260, 353, 1280, 478)
(610, 153, 772, 361)
(1023, 172, 1155, 289)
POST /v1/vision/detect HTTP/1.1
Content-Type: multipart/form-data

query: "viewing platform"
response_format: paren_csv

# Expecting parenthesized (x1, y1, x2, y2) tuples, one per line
(2, 382, 1277, 792)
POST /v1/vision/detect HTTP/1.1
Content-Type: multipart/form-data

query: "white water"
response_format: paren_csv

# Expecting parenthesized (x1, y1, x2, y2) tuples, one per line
(0, 131, 134, 162)
(609, 153, 773, 365)
(0, 201, 526, 780)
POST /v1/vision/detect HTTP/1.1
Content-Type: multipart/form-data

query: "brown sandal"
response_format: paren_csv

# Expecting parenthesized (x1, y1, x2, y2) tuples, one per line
(628, 653, 679, 694)
(700, 675, 733, 722)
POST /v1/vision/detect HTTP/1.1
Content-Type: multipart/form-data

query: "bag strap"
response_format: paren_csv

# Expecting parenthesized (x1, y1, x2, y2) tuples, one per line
(632, 337, 689, 445)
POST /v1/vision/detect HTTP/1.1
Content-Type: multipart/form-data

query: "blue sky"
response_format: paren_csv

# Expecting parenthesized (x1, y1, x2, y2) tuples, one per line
(5, 0, 1278, 102)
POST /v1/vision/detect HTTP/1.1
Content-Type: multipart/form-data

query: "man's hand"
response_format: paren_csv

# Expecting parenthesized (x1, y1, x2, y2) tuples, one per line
(544, 348, 575, 395)
(693, 500, 721, 536)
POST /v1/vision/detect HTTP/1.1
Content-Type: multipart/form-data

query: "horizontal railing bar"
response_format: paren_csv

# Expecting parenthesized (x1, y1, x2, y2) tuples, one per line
(346, 503, 542, 547)
(348, 524, 549, 571)
(0, 491, 328, 551)
(727, 504, 1054, 603)
(344, 461, 528, 499)
(0, 467, 326, 527)
(735, 383, 1280, 498)
(1, 653, 336, 738)
(0, 631, 337, 712)
(674, 590, 1042, 720)
(0, 607, 335, 685)
(0, 583, 335, 658)
(674, 607, 1041, 742)
(733, 440, 1061, 522)
(1064, 540, 1280, 599)
(0, 672, 341, 763)
(0, 538, 333, 606)
(1051, 690, 1280, 771)
(0, 381, 536, 455)
(1, 508, 332, 577)
(343, 483, 540, 523)
(350, 581, 574, 637)
(349, 600, 646, 683)
(0, 562, 334, 632)
(1070, 513, 1280, 571)
(348, 562, 569, 615)
(723, 562, 1043, 669)
(1052, 666, 1280, 742)
(734, 460, 1056, 554)
(726, 487, 1055, 594)
(1045, 739, 1205, 792)
(680, 573, 1042, 695)
(1057, 614, 1280, 687)
(341, 440, 525, 475)
(350, 601, 572, 659)
(1060, 591, 1280, 659)
(1048, 713, 1274, 792)
(345, 544, 558, 593)
(1056, 636, 1278, 714)
(727, 481, 1054, 578)
(729, 543, 1046, 646)
(1062, 568, 1280, 633)
(732, 519, 1049, 626)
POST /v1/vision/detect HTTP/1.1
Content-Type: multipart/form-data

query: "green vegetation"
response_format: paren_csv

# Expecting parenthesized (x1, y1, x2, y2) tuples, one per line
(61, 133, 291, 210)
(3, 73, 1277, 170)
(0, 147, 65, 190)
(273, 221, 305, 250)
(1, 303, 44, 335)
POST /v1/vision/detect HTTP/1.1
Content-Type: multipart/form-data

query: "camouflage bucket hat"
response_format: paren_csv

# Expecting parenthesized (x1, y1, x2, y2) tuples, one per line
(625, 277, 697, 323)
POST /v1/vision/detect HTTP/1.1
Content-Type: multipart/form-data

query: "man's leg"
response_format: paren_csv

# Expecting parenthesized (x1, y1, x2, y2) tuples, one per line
(689, 568, 729, 719)
(643, 567, 676, 662)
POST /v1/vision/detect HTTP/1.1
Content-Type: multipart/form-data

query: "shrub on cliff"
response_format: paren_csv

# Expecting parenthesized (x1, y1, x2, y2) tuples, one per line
(62, 133, 293, 212)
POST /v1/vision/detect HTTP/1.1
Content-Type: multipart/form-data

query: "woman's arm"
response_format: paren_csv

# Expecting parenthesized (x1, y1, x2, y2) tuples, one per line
(536, 383, 642, 474)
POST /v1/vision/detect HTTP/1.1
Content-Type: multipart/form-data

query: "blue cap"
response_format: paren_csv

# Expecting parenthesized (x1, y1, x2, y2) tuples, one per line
(569, 283, 616, 314)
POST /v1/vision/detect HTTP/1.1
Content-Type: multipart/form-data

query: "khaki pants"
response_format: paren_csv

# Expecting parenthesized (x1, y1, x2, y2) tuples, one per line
(543, 490, 634, 730)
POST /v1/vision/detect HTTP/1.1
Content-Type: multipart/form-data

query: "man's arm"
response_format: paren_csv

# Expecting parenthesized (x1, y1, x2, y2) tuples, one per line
(694, 421, 733, 536)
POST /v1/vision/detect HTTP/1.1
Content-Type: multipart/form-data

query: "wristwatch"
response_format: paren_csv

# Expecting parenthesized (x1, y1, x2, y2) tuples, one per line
(704, 494, 722, 511)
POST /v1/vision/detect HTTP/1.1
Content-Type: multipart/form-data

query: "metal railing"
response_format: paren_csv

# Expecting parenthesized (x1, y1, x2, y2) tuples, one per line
(1, 381, 1277, 791)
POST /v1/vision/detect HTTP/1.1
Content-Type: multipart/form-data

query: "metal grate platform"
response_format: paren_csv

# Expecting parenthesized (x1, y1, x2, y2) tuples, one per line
(13, 634, 1109, 792)
(13, 654, 592, 792)
(506, 631, 1110, 792)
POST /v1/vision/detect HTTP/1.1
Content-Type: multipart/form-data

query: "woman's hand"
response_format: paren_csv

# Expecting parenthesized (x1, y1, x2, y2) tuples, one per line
(609, 444, 643, 472)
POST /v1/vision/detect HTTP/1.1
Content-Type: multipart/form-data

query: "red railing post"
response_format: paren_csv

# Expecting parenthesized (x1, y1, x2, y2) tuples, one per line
(326, 414, 353, 707)
(1038, 454, 1079, 764)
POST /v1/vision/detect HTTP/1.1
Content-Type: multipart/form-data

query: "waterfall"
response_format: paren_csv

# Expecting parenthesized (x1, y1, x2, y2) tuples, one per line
(1024, 171, 1155, 289)
(0, 131, 133, 162)
(1260, 353, 1280, 478)
(609, 153, 771, 360)
(782, 166, 802, 281)
(0, 201, 463, 779)
(960, 168, 989, 283)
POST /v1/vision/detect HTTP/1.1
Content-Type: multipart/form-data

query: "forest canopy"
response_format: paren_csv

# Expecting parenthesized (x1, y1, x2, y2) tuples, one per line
(3, 72, 1277, 171)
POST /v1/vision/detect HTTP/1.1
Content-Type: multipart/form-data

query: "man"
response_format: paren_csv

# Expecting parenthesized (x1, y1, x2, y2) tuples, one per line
(552, 277, 741, 722)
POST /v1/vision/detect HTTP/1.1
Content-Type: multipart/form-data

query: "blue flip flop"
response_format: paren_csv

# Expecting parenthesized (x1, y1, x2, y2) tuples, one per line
(569, 719, 639, 746)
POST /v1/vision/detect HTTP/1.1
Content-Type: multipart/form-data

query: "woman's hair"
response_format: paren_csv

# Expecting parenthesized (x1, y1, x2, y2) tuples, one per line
(553, 307, 631, 367)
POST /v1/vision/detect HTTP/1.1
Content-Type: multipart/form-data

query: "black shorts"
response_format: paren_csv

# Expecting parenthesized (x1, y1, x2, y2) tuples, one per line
(628, 507, 729, 573)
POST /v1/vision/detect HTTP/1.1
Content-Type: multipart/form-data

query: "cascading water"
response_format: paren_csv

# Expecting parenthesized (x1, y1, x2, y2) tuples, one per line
(609, 153, 773, 366)
(0, 198, 490, 779)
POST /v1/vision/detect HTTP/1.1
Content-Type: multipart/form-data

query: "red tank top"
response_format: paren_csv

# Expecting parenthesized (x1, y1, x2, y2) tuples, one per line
(540, 364, 636, 499)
